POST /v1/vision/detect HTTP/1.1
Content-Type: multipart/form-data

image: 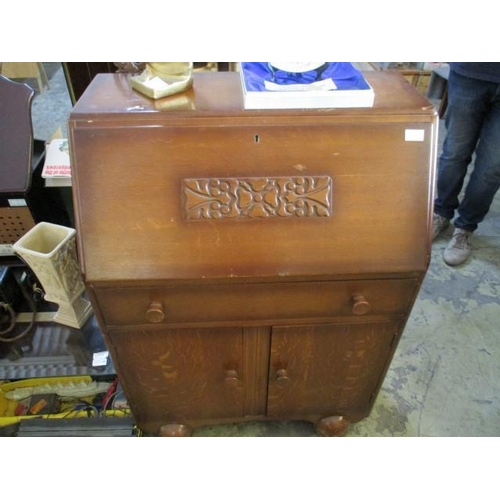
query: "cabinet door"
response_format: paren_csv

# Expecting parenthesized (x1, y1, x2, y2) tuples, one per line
(107, 327, 244, 432)
(267, 322, 399, 419)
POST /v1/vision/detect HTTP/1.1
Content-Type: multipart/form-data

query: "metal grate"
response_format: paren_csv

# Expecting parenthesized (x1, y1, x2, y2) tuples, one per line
(17, 417, 136, 436)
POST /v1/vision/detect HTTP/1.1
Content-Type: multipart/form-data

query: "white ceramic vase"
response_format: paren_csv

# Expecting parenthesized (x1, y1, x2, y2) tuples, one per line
(13, 222, 92, 328)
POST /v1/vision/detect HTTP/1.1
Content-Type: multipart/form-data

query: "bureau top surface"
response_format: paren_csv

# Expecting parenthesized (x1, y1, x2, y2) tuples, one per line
(69, 71, 435, 124)
(70, 71, 437, 283)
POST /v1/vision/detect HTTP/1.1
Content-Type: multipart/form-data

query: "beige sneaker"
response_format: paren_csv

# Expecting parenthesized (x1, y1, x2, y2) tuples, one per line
(432, 213, 449, 240)
(443, 228, 473, 266)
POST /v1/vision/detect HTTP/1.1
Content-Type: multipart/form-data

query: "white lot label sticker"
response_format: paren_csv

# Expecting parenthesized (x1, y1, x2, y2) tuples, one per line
(405, 129, 425, 142)
(92, 351, 109, 367)
(8, 199, 27, 207)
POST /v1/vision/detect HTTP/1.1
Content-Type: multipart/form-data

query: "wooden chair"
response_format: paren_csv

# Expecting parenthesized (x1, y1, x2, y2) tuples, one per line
(0, 75, 71, 258)
(0, 62, 50, 94)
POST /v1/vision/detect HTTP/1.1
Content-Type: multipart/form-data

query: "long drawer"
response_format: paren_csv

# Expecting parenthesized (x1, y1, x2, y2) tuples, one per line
(94, 278, 418, 327)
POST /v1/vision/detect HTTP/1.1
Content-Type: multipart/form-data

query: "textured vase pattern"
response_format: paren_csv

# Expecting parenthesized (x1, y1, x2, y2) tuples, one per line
(13, 223, 92, 329)
(20, 236, 83, 304)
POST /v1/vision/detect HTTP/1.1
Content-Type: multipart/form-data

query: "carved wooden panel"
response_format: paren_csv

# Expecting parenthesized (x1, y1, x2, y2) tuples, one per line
(183, 176, 332, 220)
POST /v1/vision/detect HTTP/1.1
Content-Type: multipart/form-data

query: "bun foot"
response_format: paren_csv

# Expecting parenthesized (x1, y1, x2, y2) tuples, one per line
(158, 423, 193, 437)
(316, 416, 350, 437)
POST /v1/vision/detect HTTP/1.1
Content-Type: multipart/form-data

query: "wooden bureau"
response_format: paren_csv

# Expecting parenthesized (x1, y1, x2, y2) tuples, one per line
(69, 71, 437, 436)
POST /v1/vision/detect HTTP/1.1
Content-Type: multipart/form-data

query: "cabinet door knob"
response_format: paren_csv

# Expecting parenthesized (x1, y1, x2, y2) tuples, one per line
(352, 294, 371, 315)
(276, 368, 290, 388)
(145, 301, 165, 323)
(225, 369, 239, 387)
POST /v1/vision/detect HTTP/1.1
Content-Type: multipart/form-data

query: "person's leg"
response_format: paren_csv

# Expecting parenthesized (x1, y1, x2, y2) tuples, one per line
(453, 85, 500, 231)
(443, 83, 500, 265)
(434, 71, 492, 221)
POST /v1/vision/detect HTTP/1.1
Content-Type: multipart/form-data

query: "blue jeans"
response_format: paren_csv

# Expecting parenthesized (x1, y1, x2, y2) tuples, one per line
(434, 70, 500, 232)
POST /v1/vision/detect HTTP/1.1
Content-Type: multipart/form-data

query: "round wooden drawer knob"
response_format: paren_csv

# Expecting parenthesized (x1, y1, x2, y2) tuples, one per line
(276, 368, 290, 388)
(145, 301, 165, 323)
(225, 369, 239, 387)
(352, 294, 371, 315)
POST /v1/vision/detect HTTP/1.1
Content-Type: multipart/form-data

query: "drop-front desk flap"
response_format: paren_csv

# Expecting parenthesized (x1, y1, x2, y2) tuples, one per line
(69, 71, 437, 284)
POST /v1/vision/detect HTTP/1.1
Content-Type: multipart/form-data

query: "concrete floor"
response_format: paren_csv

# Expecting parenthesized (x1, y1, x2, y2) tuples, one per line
(31, 64, 500, 437)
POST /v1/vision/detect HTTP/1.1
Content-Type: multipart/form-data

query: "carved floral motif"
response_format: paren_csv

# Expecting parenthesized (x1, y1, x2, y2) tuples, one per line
(183, 176, 331, 220)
